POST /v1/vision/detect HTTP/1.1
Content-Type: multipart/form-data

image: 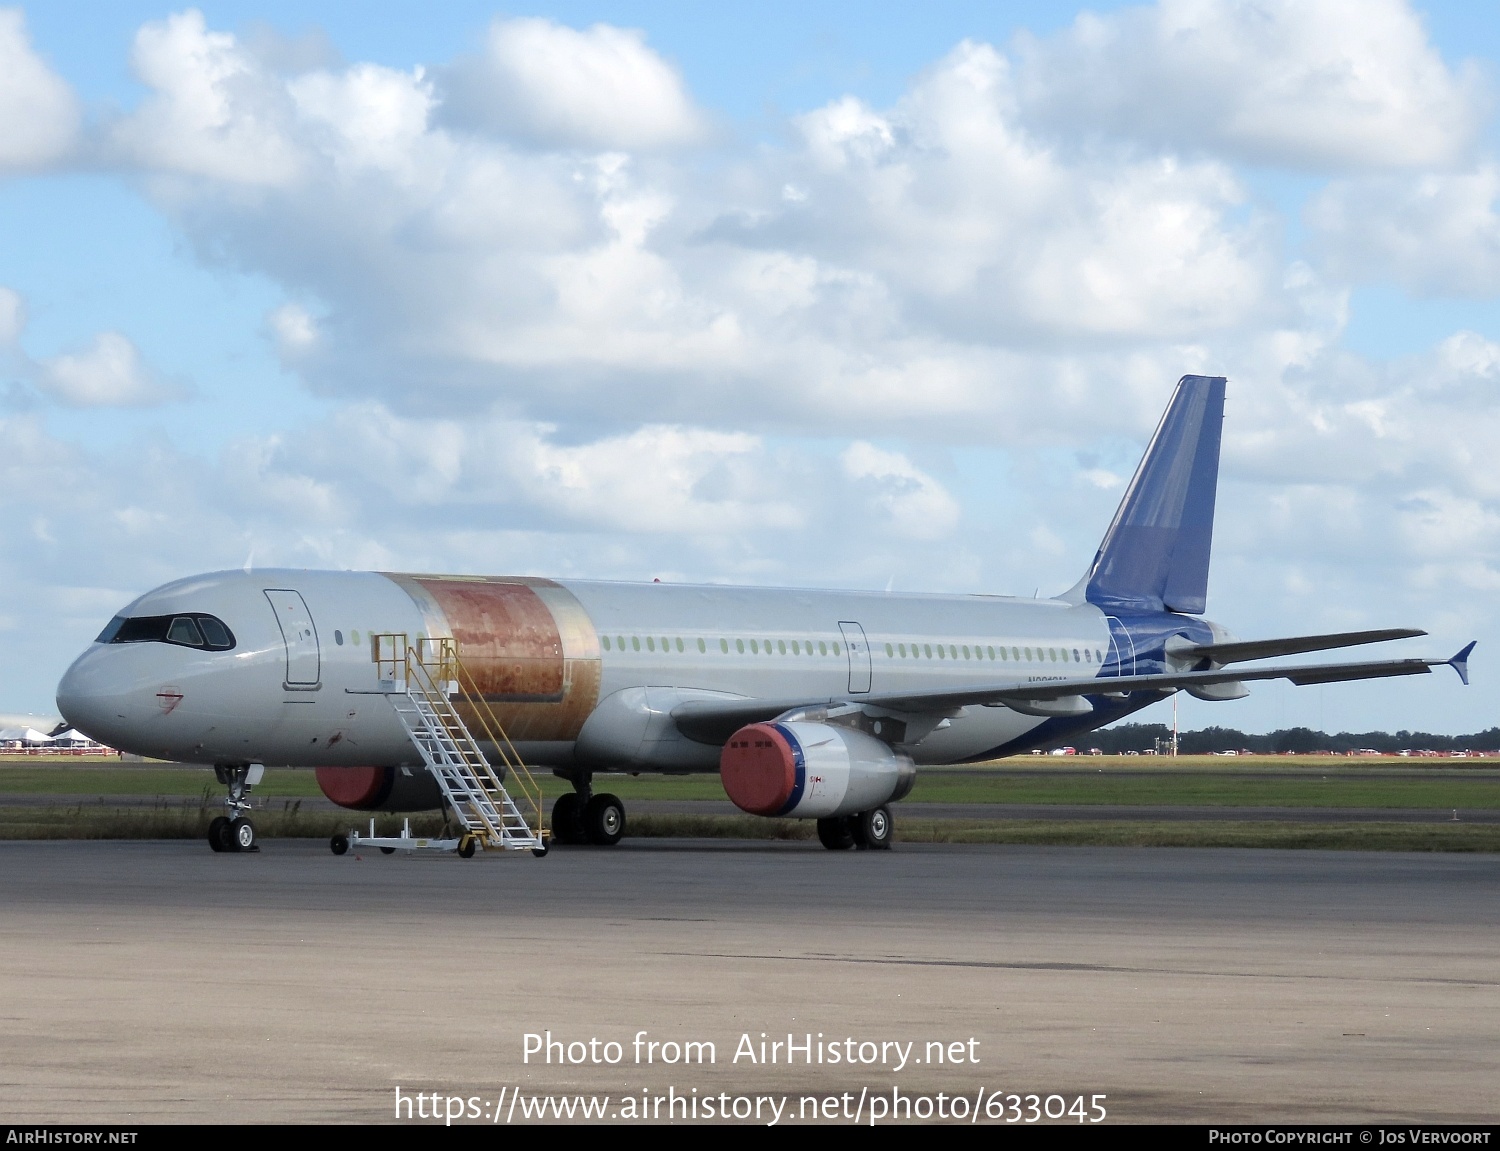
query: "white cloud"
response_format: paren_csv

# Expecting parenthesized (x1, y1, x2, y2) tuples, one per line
(0, 8, 78, 171)
(441, 18, 705, 150)
(112, 9, 302, 186)
(97, 15, 1292, 441)
(288, 63, 435, 177)
(0, 286, 24, 343)
(38, 332, 176, 407)
(267, 302, 318, 360)
(1015, 0, 1482, 171)
(840, 442, 960, 539)
(1309, 165, 1500, 295)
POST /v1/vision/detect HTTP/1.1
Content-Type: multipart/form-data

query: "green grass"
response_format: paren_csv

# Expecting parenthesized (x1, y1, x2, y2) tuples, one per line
(901, 772, 1500, 809)
(4, 757, 1498, 809)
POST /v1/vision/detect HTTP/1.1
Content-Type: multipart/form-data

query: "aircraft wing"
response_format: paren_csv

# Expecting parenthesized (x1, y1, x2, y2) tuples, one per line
(1174, 627, 1427, 665)
(670, 643, 1474, 744)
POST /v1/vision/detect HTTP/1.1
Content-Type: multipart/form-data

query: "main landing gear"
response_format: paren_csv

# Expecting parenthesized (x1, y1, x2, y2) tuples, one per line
(816, 807, 893, 851)
(550, 774, 625, 847)
(207, 764, 263, 853)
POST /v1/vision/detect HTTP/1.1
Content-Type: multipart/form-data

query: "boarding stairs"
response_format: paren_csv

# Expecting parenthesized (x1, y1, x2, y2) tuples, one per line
(347, 634, 548, 857)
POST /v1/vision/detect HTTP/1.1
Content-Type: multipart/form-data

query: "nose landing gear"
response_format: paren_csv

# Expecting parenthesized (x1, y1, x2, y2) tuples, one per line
(207, 764, 264, 853)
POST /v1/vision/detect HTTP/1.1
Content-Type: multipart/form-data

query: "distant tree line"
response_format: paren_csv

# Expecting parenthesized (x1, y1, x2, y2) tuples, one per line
(1081, 724, 1500, 755)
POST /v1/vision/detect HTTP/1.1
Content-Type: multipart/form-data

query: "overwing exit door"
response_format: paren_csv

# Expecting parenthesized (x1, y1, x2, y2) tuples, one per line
(839, 621, 872, 693)
(265, 589, 321, 688)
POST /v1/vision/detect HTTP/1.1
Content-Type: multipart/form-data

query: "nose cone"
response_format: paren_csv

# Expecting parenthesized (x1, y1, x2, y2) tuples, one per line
(56, 645, 138, 750)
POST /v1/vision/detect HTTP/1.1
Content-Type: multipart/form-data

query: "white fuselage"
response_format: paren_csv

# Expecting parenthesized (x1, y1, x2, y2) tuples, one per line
(57, 568, 1142, 770)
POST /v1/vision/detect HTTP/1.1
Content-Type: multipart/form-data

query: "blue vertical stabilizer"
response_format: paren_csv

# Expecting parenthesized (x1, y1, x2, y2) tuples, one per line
(1083, 375, 1226, 615)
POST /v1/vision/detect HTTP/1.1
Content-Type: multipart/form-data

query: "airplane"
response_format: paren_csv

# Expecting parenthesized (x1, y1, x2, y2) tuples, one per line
(54, 375, 1474, 854)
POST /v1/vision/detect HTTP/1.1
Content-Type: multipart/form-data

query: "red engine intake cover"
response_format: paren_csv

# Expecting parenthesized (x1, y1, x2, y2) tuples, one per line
(315, 765, 392, 809)
(719, 723, 796, 816)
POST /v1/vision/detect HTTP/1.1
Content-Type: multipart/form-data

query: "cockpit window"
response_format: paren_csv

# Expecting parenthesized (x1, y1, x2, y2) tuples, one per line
(166, 616, 204, 646)
(198, 616, 232, 648)
(98, 613, 236, 651)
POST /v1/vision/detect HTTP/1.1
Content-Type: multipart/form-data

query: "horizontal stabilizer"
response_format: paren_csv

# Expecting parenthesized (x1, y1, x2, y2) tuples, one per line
(1178, 628, 1426, 665)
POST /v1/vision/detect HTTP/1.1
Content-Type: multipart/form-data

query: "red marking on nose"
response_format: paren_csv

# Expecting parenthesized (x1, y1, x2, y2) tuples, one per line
(156, 690, 184, 715)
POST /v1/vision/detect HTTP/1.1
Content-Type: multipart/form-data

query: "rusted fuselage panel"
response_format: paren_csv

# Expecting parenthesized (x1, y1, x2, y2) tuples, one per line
(381, 574, 601, 742)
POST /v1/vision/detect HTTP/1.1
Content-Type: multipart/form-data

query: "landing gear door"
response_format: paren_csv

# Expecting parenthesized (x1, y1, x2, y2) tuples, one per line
(265, 589, 321, 689)
(839, 621, 872, 694)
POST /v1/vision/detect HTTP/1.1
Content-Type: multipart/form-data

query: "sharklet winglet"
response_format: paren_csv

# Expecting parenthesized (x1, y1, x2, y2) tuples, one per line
(1448, 641, 1476, 686)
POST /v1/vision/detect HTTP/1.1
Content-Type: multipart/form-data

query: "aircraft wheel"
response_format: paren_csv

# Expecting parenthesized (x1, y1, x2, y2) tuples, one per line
(853, 807, 893, 851)
(330, 833, 349, 856)
(551, 793, 586, 845)
(457, 835, 477, 859)
(584, 793, 625, 846)
(230, 817, 256, 852)
(816, 816, 855, 850)
(379, 846, 396, 855)
(207, 816, 229, 853)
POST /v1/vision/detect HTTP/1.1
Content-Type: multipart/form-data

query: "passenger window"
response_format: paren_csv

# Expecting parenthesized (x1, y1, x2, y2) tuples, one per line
(937, 646, 945, 660)
(737, 639, 745, 654)
(898, 643, 907, 657)
(832, 642, 841, 655)
(601, 636, 612, 651)
(962, 646, 971, 659)
(631, 636, 640, 651)
(167, 616, 204, 647)
(778, 640, 786, 655)
(676, 638, 685, 653)
(698, 638, 706, 653)
(351, 630, 360, 646)
(721, 639, 729, 653)
(818, 642, 827, 656)
(791, 640, 800, 655)
(1073, 648, 1081, 662)
(750, 639, 759, 654)
(1061, 648, 1069, 662)
(646, 637, 655, 652)
(885, 643, 894, 657)
(1084, 648, 1092, 663)
(987, 645, 996, 659)
(923, 644, 932, 658)
(334, 630, 344, 646)
(1024, 648, 1032, 661)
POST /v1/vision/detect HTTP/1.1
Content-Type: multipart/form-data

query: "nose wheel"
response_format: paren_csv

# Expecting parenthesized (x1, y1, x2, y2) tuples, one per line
(207, 764, 263, 852)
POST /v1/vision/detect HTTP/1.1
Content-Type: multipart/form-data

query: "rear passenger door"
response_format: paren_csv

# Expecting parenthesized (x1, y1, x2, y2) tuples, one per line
(839, 621, 872, 694)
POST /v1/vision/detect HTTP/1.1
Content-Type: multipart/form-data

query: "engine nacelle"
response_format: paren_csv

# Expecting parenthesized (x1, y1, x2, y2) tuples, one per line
(719, 721, 915, 819)
(315, 765, 444, 811)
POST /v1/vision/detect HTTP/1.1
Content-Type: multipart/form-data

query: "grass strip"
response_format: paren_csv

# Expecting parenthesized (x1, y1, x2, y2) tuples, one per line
(3, 804, 1496, 852)
(4, 764, 1500, 809)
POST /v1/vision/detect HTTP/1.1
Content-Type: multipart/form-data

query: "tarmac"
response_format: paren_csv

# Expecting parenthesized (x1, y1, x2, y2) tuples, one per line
(7, 794, 1498, 824)
(1, 838, 1496, 1125)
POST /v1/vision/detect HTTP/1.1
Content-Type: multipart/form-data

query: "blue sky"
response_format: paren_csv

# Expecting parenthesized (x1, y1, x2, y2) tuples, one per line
(1, 0, 1497, 735)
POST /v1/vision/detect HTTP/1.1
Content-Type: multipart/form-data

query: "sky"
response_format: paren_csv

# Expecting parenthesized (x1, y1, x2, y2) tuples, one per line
(1, 0, 1497, 735)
